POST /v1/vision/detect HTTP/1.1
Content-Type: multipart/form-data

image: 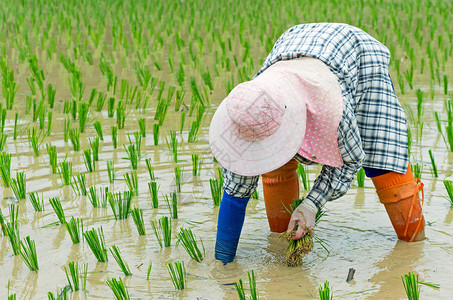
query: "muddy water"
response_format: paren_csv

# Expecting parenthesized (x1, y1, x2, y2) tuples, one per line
(1, 35, 453, 300)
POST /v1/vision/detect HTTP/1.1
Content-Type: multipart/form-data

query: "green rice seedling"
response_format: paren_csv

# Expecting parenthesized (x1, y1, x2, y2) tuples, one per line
(0, 133, 7, 151)
(46, 111, 52, 136)
(296, 163, 310, 190)
(318, 280, 333, 300)
(26, 77, 36, 96)
(165, 192, 179, 219)
(124, 144, 138, 169)
(188, 120, 200, 143)
(49, 197, 66, 224)
(251, 190, 259, 199)
(28, 192, 44, 212)
(0, 151, 11, 187)
(111, 126, 118, 148)
(20, 236, 39, 271)
(46, 144, 58, 174)
(148, 181, 159, 208)
(88, 88, 98, 106)
(428, 149, 438, 177)
(234, 270, 258, 300)
(8, 280, 16, 300)
(401, 272, 420, 300)
(83, 149, 95, 172)
(47, 84, 56, 109)
(27, 128, 43, 157)
(151, 216, 172, 248)
(443, 75, 448, 95)
(107, 160, 115, 183)
(59, 160, 73, 185)
(175, 89, 185, 112)
(234, 277, 246, 300)
(153, 124, 159, 146)
(94, 121, 104, 140)
(138, 118, 146, 137)
(131, 132, 142, 157)
(13, 113, 18, 140)
(63, 118, 70, 143)
(446, 125, 453, 152)
(147, 261, 152, 280)
(191, 154, 202, 176)
(83, 226, 108, 262)
(65, 217, 82, 244)
(64, 261, 86, 291)
(443, 180, 453, 206)
(90, 137, 100, 161)
(96, 92, 107, 111)
(10, 172, 26, 200)
(69, 128, 80, 151)
(124, 171, 138, 196)
(108, 191, 132, 220)
(166, 131, 178, 162)
(116, 101, 126, 129)
(131, 207, 146, 235)
(356, 167, 365, 187)
(71, 173, 87, 196)
(106, 277, 130, 300)
(210, 178, 222, 206)
(415, 89, 424, 123)
(150, 219, 162, 245)
(108, 97, 115, 118)
(201, 68, 213, 90)
(177, 228, 205, 262)
(4, 205, 20, 255)
(174, 165, 182, 193)
(179, 110, 186, 134)
(145, 158, 155, 181)
(411, 163, 422, 179)
(88, 186, 100, 208)
(110, 245, 132, 276)
(71, 100, 77, 120)
(167, 261, 186, 290)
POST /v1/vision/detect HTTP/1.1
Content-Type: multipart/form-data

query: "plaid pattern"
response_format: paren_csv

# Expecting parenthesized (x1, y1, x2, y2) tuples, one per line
(222, 23, 409, 209)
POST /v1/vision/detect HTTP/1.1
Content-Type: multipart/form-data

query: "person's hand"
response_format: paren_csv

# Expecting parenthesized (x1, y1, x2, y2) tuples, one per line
(286, 201, 317, 239)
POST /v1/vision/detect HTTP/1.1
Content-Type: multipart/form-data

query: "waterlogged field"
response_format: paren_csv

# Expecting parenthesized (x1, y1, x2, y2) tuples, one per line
(0, 0, 452, 299)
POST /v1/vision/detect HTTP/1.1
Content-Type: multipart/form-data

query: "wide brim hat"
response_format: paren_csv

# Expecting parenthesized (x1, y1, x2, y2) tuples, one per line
(209, 68, 307, 176)
(209, 57, 344, 176)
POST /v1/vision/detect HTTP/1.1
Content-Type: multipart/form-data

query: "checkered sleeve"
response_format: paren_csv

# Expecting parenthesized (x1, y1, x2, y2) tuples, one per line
(222, 167, 259, 198)
(304, 101, 366, 210)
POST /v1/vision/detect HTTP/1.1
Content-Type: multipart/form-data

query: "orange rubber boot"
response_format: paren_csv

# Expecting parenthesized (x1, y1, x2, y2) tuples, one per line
(371, 165, 425, 242)
(262, 159, 299, 233)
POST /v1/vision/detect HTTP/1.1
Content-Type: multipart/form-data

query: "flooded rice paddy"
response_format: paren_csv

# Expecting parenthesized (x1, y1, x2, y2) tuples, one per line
(1, 0, 453, 299)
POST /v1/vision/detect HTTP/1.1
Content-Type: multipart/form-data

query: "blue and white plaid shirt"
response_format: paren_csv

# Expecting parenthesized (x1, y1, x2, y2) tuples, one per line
(222, 23, 409, 210)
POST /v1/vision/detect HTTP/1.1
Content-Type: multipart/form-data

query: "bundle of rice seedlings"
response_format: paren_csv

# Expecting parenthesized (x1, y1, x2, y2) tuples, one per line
(280, 198, 327, 267)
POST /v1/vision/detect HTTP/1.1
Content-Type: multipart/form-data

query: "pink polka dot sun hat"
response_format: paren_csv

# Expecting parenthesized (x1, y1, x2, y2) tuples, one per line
(209, 57, 344, 176)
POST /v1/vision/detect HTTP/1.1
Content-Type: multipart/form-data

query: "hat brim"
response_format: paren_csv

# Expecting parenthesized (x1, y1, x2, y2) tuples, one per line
(209, 87, 306, 176)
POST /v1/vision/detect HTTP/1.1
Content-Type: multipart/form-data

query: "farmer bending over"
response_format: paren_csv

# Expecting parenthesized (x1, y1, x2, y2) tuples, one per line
(209, 23, 425, 265)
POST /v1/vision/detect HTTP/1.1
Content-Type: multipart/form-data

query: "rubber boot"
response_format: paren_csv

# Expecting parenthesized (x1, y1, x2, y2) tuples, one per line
(262, 159, 299, 233)
(371, 165, 425, 242)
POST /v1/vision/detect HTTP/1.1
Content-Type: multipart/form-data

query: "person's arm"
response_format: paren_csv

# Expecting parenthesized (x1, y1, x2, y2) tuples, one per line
(215, 168, 259, 264)
(288, 101, 366, 238)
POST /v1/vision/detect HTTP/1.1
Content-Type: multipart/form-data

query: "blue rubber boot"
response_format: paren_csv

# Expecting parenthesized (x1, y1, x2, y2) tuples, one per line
(215, 191, 250, 264)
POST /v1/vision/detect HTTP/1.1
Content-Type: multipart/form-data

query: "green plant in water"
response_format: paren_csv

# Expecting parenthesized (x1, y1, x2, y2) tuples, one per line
(106, 277, 130, 300)
(28, 192, 44, 212)
(28, 128, 43, 157)
(177, 228, 205, 262)
(428, 149, 438, 177)
(71, 173, 87, 196)
(124, 171, 138, 196)
(83, 149, 95, 172)
(174, 165, 182, 193)
(401, 272, 420, 300)
(0, 133, 7, 151)
(443, 180, 453, 206)
(356, 167, 365, 187)
(49, 197, 66, 224)
(166, 131, 178, 162)
(411, 163, 422, 179)
(188, 120, 200, 143)
(107, 160, 115, 183)
(111, 126, 118, 148)
(20, 236, 39, 272)
(90, 137, 100, 161)
(138, 118, 146, 137)
(0, 151, 11, 187)
(131, 207, 146, 235)
(93, 121, 104, 140)
(191, 154, 202, 176)
(46, 143, 58, 174)
(167, 261, 187, 290)
(83, 226, 108, 262)
(318, 280, 333, 300)
(234, 270, 258, 300)
(64, 261, 88, 292)
(108, 191, 132, 220)
(68, 128, 80, 151)
(147, 261, 153, 280)
(78, 102, 89, 132)
(210, 178, 222, 206)
(124, 144, 138, 169)
(251, 190, 259, 200)
(152, 123, 159, 146)
(3, 205, 20, 255)
(145, 158, 155, 181)
(151, 216, 172, 248)
(296, 163, 310, 190)
(65, 217, 83, 244)
(110, 245, 132, 276)
(164, 192, 178, 219)
(10, 172, 26, 200)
